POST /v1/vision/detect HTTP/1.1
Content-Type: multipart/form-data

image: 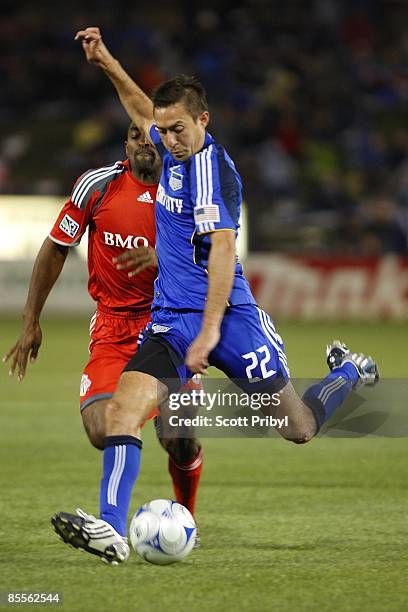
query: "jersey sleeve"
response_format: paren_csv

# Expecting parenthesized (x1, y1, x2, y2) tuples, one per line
(49, 196, 94, 247)
(149, 124, 167, 159)
(190, 144, 242, 235)
(49, 162, 123, 246)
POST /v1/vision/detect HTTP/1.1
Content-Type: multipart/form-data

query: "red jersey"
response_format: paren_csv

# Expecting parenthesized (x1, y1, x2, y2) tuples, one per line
(50, 160, 157, 310)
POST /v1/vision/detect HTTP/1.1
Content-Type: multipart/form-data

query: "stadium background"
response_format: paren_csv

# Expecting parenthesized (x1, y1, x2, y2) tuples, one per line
(1, 1, 407, 611)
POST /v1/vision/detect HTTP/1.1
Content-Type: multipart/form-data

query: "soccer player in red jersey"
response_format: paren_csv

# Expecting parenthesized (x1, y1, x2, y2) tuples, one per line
(3, 122, 203, 523)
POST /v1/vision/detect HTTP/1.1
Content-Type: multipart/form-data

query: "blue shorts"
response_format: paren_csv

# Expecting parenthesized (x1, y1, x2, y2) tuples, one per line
(141, 304, 290, 392)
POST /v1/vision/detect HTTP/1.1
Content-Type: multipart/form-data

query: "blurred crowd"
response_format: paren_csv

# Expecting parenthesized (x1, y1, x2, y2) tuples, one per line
(0, 0, 407, 254)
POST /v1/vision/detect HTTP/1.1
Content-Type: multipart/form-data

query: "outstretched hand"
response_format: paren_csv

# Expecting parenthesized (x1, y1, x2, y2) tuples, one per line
(74, 27, 114, 69)
(2, 320, 42, 381)
(113, 247, 158, 277)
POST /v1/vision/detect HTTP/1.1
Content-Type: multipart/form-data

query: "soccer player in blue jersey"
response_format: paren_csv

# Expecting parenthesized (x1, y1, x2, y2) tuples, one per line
(51, 28, 379, 564)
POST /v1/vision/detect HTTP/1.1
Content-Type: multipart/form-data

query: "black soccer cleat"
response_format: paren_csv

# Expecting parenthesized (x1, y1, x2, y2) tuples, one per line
(51, 508, 129, 564)
(326, 340, 350, 370)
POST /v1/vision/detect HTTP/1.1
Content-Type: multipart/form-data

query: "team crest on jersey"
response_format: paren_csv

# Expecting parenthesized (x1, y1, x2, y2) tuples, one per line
(59, 214, 79, 238)
(169, 166, 183, 191)
(80, 374, 92, 397)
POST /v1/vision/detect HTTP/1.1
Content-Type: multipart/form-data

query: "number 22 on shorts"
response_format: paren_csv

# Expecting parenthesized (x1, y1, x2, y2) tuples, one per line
(242, 345, 276, 383)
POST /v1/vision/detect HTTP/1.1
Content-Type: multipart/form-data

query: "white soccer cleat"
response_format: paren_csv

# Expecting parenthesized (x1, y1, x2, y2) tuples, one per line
(326, 340, 379, 387)
(51, 508, 130, 564)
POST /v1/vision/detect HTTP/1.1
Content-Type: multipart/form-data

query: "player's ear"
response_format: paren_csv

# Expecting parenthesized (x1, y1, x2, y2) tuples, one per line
(199, 111, 209, 129)
(125, 140, 129, 155)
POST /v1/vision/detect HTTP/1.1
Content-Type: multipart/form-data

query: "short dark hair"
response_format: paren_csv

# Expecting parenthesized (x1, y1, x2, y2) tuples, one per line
(152, 75, 208, 120)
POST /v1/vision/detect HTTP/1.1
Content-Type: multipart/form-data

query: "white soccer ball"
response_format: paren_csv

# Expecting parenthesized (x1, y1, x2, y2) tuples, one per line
(130, 499, 196, 565)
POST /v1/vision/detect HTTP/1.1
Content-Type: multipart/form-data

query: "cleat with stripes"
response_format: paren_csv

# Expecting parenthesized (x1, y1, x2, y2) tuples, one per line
(51, 508, 129, 564)
(326, 340, 379, 387)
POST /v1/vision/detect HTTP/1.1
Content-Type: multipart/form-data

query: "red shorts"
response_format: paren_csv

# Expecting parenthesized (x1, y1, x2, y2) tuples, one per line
(80, 306, 202, 418)
(80, 306, 151, 412)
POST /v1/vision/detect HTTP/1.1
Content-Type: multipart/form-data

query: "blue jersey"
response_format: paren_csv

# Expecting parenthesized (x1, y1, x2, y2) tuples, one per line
(150, 125, 256, 310)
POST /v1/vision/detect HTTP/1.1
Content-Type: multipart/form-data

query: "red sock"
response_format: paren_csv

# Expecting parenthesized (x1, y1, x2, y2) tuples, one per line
(168, 448, 203, 517)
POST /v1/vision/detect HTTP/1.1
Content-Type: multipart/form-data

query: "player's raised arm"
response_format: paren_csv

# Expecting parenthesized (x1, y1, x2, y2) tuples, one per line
(185, 231, 236, 373)
(75, 27, 153, 132)
(2, 238, 68, 381)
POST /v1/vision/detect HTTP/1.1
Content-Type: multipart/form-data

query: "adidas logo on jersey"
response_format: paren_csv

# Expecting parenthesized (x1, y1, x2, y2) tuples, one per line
(137, 191, 154, 203)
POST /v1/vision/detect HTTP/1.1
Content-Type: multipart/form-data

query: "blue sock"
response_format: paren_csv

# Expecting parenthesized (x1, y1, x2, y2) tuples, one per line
(100, 435, 142, 537)
(303, 362, 359, 430)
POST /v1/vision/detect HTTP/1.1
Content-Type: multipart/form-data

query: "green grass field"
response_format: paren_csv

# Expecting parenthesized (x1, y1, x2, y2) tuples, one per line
(1, 318, 408, 611)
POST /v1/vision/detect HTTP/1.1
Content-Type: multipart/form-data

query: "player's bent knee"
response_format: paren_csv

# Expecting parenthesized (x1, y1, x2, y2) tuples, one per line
(85, 428, 105, 450)
(162, 437, 201, 464)
(287, 434, 314, 445)
(281, 425, 316, 445)
(81, 401, 108, 450)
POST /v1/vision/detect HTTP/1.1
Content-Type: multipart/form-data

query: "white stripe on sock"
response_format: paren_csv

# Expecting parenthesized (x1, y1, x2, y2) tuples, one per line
(110, 445, 126, 507)
(318, 377, 342, 402)
(321, 379, 346, 404)
(318, 377, 346, 404)
(107, 445, 126, 506)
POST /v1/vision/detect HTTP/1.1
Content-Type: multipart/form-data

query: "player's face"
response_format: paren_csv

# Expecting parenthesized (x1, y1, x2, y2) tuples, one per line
(154, 102, 209, 161)
(125, 123, 161, 175)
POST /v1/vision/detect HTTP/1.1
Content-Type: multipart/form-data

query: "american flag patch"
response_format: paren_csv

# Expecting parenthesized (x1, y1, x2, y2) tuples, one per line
(194, 204, 220, 224)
